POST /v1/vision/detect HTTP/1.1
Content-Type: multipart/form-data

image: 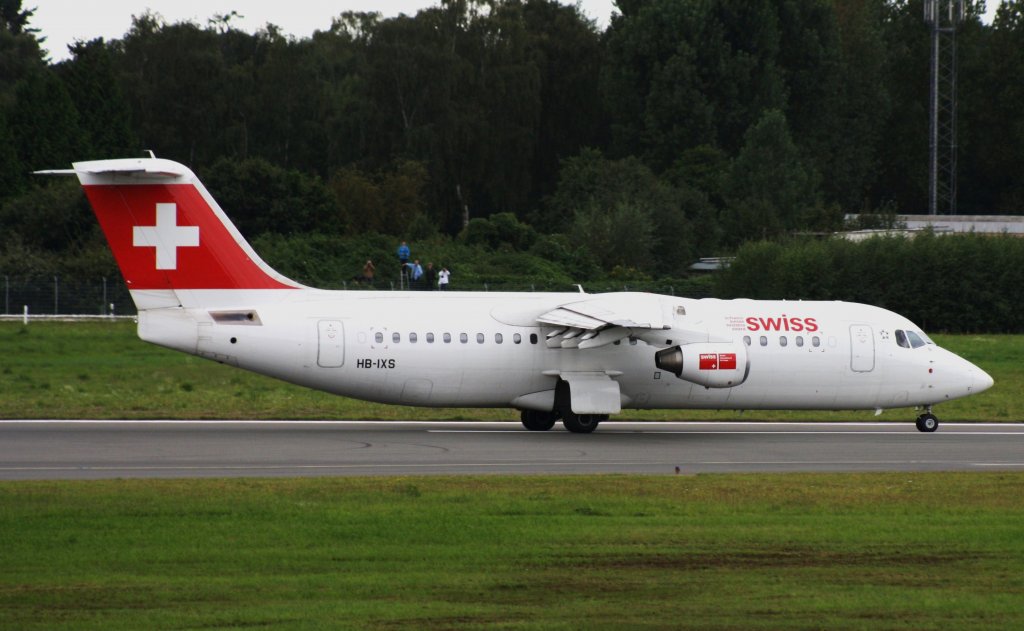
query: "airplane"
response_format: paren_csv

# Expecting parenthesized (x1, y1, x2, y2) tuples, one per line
(40, 156, 994, 433)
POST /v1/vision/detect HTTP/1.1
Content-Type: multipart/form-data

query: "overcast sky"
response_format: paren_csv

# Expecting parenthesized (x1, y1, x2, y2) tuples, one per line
(30, 1, 1002, 64)
(31, 0, 619, 62)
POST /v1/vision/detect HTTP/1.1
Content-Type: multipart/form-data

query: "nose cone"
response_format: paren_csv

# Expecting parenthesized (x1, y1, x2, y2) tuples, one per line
(942, 348, 991, 397)
(974, 366, 995, 394)
(932, 347, 994, 401)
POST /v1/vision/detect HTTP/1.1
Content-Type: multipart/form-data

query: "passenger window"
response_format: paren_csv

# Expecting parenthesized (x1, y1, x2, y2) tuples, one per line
(375, 332, 383, 343)
(796, 336, 804, 347)
(759, 336, 767, 347)
(530, 334, 538, 344)
(443, 333, 451, 343)
(907, 331, 926, 349)
(743, 335, 751, 346)
(426, 333, 434, 343)
(780, 336, 788, 347)
(895, 329, 910, 348)
(409, 332, 417, 343)
(476, 333, 484, 344)
(514, 333, 522, 344)
(495, 333, 503, 344)
(812, 336, 821, 347)
(460, 333, 468, 344)
(392, 332, 400, 343)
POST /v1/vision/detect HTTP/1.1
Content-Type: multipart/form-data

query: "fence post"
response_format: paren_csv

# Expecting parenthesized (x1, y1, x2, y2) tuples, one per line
(4, 275, 7, 315)
(54, 275, 59, 315)
(102, 277, 107, 315)
(23, 305, 28, 325)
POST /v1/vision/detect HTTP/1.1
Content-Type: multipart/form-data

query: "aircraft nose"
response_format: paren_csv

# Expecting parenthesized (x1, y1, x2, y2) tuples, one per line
(975, 367, 995, 393)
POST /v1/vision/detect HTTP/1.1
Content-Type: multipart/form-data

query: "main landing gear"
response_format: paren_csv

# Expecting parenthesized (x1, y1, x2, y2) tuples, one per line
(519, 409, 609, 433)
(520, 410, 557, 431)
(562, 411, 607, 434)
(915, 406, 939, 433)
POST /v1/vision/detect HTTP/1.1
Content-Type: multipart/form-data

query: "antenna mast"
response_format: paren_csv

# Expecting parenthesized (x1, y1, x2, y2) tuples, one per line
(925, 0, 963, 215)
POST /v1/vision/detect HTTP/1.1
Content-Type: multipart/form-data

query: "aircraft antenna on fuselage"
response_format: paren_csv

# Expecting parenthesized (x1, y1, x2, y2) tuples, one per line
(575, 284, 586, 294)
(144, 149, 156, 159)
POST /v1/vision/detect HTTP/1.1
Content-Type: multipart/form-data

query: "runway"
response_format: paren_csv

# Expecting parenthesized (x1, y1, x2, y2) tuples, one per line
(1, 420, 1023, 480)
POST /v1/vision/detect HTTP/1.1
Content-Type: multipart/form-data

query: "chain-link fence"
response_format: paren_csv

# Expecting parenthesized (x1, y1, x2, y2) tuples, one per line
(1, 275, 716, 317)
(2, 276, 136, 317)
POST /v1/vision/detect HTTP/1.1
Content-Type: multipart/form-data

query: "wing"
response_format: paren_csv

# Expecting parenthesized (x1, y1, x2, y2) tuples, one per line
(536, 293, 709, 349)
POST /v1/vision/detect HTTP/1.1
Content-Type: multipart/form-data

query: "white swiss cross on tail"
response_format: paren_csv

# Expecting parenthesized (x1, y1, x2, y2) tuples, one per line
(132, 203, 200, 270)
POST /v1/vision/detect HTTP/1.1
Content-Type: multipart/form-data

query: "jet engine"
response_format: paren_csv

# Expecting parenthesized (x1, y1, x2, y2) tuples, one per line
(654, 341, 750, 388)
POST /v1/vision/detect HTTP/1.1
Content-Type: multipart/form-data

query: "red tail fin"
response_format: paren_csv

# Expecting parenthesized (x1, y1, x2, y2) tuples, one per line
(69, 158, 301, 295)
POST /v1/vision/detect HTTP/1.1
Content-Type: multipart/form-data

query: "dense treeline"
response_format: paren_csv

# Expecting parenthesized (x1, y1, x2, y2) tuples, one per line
(721, 233, 1024, 333)
(1, 0, 1023, 329)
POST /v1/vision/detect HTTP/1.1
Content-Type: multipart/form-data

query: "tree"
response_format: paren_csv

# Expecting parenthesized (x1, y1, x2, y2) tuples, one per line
(959, 0, 1024, 212)
(202, 158, 341, 236)
(0, 0, 45, 110)
(571, 199, 656, 272)
(545, 148, 698, 273)
(602, 0, 790, 168)
(9, 69, 85, 172)
(329, 160, 430, 236)
(57, 38, 137, 159)
(722, 110, 825, 244)
(117, 15, 237, 166)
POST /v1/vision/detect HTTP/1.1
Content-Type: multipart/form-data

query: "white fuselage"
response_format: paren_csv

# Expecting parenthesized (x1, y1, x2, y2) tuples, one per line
(136, 290, 991, 413)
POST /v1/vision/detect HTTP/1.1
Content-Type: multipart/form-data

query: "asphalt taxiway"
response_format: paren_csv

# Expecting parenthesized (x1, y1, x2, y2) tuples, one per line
(1, 420, 1022, 479)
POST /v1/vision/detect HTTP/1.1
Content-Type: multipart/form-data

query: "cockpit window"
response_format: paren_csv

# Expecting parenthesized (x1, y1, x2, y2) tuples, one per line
(895, 329, 910, 348)
(906, 331, 926, 349)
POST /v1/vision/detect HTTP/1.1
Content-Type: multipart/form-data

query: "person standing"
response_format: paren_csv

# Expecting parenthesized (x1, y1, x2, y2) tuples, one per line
(396, 241, 411, 288)
(396, 241, 410, 268)
(405, 259, 424, 289)
(437, 266, 450, 291)
(362, 259, 376, 285)
(424, 262, 437, 290)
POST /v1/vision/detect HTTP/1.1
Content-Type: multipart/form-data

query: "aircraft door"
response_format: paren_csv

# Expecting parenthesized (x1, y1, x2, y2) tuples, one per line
(849, 324, 874, 372)
(317, 320, 345, 368)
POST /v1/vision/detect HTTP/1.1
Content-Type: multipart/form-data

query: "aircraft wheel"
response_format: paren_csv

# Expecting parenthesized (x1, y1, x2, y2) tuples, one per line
(521, 410, 557, 431)
(563, 412, 605, 434)
(915, 413, 939, 433)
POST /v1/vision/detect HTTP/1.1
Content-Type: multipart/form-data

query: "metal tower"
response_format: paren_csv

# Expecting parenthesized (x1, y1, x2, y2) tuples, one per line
(925, 0, 963, 215)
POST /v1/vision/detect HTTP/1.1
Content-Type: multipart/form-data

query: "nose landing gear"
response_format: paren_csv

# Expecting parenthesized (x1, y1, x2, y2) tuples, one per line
(915, 407, 939, 432)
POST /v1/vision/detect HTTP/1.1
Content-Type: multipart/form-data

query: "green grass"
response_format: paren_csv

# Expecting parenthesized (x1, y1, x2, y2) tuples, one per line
(0, 321, 1019, 421)
(1, 474, 1022, 629)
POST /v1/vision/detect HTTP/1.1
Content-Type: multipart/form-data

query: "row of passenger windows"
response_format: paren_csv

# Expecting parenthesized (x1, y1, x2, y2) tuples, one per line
(374, 331, 540, 345)
(743, 334, 821, 348)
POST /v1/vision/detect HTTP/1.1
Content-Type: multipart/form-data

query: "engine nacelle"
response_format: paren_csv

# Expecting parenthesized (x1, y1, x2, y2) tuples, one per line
(654, 341, 750, 388)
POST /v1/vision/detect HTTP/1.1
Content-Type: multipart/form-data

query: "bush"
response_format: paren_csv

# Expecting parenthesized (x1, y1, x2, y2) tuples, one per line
(717, 234, 1024, 332)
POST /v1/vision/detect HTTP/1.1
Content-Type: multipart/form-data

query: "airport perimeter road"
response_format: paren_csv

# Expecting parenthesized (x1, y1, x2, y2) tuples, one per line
(1, 421, 1023, 480)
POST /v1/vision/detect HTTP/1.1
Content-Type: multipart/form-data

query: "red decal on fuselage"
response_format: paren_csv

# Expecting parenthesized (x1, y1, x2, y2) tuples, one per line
(745, 315, 819, 333)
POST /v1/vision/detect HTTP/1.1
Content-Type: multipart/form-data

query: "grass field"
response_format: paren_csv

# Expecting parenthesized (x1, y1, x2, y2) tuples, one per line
(0, 320, 1019, 421)
(1, 473, 1023, 629)
(2, 323, 1022, 628)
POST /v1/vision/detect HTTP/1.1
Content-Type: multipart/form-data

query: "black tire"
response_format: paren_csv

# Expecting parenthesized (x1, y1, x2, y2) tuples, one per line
(915, 413, 939, 433)
(521, 410, 557, 431)
(563, 412, 605, 434)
